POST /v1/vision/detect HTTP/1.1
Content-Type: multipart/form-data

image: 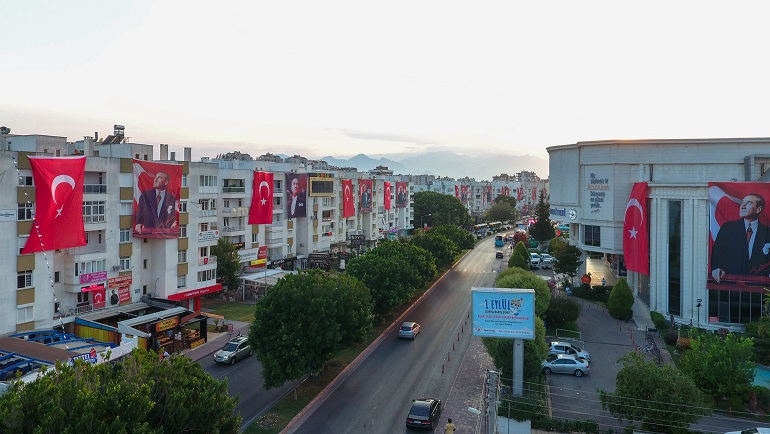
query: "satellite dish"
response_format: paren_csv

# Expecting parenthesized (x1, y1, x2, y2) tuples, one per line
(0, 127, 10, 134)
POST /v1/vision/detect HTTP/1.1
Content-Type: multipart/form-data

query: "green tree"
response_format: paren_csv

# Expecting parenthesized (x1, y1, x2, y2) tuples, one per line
(544, 295, 581, 328)
(679, 332, 755, 400)
(512, 241, 530, 267)
(528, 190, 555, 245)
(347, 253, 417, 316)
(482, 317, 547, 381)
(553, 244, 583, 282)
(249, 270, 373, 388)
(367, 240, 436, 287)
(0, 349, 241, 434)
(485, 203, 517, 224)
(212, 238, 242, 291)
(496, 270, 551, 318)
(413, 191, 472, 227)
(608, 278, 634, 320)
(411, 233, 459, 268)
(600, 353, 711, 434)
(427, 224, 476, 250)
(494, 194, 517, 209)
(508, 252, 528, 270)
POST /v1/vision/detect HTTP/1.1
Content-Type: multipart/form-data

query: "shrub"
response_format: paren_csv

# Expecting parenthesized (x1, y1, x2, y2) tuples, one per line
(545, 296, 582, 328)
(676, 337, 692, 351)
(508, 253, 528, 270)
(664, 331, 678, 346)
(650, 311, 667, 330)
(607, 278, 634, 320)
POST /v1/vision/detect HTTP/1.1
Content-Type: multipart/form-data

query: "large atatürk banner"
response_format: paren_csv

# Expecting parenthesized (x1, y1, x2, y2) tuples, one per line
(286, 173, 308, 218)
(359, 179, 373, 213)
(133, 160, 182, 239)
(709, 182, 770, 290)
(396, 182, 407, 208)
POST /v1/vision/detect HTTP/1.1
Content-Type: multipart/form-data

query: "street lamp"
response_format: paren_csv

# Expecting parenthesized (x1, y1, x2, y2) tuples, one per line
(420, 213, 432, 229)
(696, 299, 702, 328)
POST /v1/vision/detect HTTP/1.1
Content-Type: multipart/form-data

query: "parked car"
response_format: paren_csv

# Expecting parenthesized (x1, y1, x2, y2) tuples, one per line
(213, 335, 252, 365)
(541, 354, 590, 377)
(529, 253, 541, 269)
(496, 251, 504, 258)
(549, 341, 591, 361)
(540, 253, 555, 268)
(405, 397, 442, 430)
(398, 321, 421, 340)
(725, 429, 770, 434)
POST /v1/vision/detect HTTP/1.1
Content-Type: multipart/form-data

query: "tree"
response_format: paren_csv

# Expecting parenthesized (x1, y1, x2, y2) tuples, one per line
(411, 233, 459, 268)
(427, 224, 476, 250)
(413, 191, 472, 227)
(494, 194, 517, 209)
(496, 270, 551, 318)
(553, 244, 583, 282)
(249, 270, 373, 388)
(679, 332, 755, 401)
(212, 238, 242, 291)
(528, 189, 555, 245)
(512, 231, 529, 246)
(346, 253, 417, 316)
(482, 317, 547, 381)
(600, 353, 711, 434)
(0, 349, 241, 434)
(544, 296, 581, 328)
(511, 241, 530, 268)
(608, 278, 634, 319)
(485, 203, 517, 224)
(367, 240, 436, 287)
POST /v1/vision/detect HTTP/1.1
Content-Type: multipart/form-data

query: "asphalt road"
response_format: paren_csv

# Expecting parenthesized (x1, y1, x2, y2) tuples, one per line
(285, 238, 504, 433)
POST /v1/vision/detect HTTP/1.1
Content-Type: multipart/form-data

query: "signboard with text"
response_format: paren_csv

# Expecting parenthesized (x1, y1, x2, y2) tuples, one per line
(471, 287, 535, 339)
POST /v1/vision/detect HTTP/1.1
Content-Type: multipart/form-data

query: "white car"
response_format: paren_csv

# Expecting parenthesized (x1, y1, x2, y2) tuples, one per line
(549, 341, 591, 361)
(725, 429, 770, 434)
(540, 253, 554, 269)
(529, 253, 541, 269)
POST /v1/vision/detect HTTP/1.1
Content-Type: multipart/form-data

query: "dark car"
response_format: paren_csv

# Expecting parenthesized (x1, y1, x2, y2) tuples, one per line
(406, 398, 442, 430)
(496, 251, 504, 258)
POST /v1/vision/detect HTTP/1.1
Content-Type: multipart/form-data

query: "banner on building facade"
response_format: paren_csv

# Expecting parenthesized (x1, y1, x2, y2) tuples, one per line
(249, 171, 273, 224)
(623, 182, 649, 275)
(133, 160, 182, 239)
(383, 181, 391, 210)
(342, 179, 355, 217)
(286, 173, 308, 218)
(359, 179, 373, 213)
(396, 182, 408, 208)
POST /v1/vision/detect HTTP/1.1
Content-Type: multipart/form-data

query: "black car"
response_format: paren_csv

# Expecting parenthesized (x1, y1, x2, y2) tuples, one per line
(496, 251, 504, 258)
(405, 398, 442, 430)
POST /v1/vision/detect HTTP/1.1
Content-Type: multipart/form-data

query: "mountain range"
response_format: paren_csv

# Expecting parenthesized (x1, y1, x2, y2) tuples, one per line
(319, 151, 549, 181)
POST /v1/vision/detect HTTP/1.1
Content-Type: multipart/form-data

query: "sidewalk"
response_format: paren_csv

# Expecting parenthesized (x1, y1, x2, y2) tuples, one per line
(178, 316, 251, 362)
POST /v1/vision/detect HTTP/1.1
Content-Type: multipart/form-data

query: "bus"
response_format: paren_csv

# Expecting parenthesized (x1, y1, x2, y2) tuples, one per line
(494, 234, 505, 247)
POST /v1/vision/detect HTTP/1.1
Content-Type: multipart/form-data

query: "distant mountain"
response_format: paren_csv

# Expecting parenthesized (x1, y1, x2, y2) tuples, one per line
(321, 151, 548, 180)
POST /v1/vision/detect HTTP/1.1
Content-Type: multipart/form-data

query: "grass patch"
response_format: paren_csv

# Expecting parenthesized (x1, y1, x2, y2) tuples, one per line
(200, 298, 256, 323)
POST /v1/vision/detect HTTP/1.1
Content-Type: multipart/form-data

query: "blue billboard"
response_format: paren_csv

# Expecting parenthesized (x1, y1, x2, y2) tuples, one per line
(471, 287, 535, 340)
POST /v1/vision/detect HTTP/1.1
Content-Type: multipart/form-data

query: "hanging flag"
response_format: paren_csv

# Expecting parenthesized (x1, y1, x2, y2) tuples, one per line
(249, 171, 274, 224)
(22, 156, 87, 254)
(383, 181, 391, 210)
(623, 182, 649, 275)
(396, 182, 408, 208)
(342, 179, 355, 217)
(455, 185, 460, 199)
(359, 179, 373, 213)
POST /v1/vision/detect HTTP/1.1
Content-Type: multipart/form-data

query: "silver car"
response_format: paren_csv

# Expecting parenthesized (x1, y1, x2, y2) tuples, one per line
(213, 335, 252, 364)
(398, 321, 420, 340)
(541, 354, 590, 377)
(549, 341, 591, 361)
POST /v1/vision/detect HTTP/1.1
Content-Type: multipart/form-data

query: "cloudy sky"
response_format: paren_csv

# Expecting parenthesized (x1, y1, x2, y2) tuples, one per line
(3, 1, 770, 163)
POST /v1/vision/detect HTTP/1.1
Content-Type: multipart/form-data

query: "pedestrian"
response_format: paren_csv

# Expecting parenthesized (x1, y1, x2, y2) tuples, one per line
(444, 418, 456, 434)
(601, 277, 606, 286)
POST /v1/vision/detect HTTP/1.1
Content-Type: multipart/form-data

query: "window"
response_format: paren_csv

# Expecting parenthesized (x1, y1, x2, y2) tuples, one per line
(77, 292, 89, 307)
(177, 275, 187, 288)
(54, 271, 60, 282)
(18, 236, 29, 254)
(18, 175, 33, 186)
(83, 201, 106, 223)
(668, 200, 682, 317)
(197, 269, 216, 282)
(179, 225, 187, 238)
(199, 175, 217, 187)
(18, 203, 33, 221)
(200, 222, 209, 231)
(120, 257, 131, 270)
(77, 260, 105, 275)
(143, 259, 148, 269)
(17, 271, 32, 289)
(179, 200, 187, 213)
(584, 225, 601, 247)
(199, 246, 209, 258)
(120, 201, 133, 215)
(17, 305, 33, 324)
(120, 229, 131, 243)
(182, 174, 187, 187)
(252, 233, 258, 243)
(178, 250, 187, 263)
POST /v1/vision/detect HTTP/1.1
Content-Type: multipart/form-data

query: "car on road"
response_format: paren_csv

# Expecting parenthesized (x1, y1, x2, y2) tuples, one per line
(405, 397, 442, 430)
(399, 321, 421, 340)
(549, 341, 591, 361)
(725, 429, 770, 434)
(213, 335, 252, 365)
(540, 253, 555, 268)
(496, 251, 504, 258)
(529, 253, 541, 269)
(541, 354, 590, 377)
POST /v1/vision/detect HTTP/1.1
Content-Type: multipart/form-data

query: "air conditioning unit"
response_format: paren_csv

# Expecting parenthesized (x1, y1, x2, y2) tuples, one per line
(112, 265, 120, 271)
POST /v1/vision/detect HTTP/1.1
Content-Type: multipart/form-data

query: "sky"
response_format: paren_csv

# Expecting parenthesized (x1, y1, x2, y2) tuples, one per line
(4, 1, 770, 167)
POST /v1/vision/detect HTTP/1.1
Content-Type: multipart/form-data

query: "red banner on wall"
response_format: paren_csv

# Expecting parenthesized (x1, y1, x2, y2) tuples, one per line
(342, 179, 355, 217)
(383, 182, 391, 210)
(623, 182, 649, 275)
(249, 171, 274, 224)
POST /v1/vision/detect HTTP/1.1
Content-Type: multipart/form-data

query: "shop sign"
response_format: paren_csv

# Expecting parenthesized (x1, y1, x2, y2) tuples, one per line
(0, 210, 16, 222)
(550, 207, 567, 218)
(198, 230, 220, 242)
(238, 247, 258, 263)
(166, 283, 223, 301)
(118, 287, 131, 303)
(108, 275, 133, 288)
(349, 234, 365, 246)
(154, 317, 179, 333)
(81, 282, 106, 292)
(80, 271, 108, 284)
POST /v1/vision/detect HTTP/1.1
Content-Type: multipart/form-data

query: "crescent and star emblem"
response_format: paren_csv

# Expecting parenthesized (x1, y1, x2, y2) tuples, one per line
(625, 199, 644, 239)
(344, 185, 351, 202)
(258, 181, 270, 205)
(51, 174, 75, 217)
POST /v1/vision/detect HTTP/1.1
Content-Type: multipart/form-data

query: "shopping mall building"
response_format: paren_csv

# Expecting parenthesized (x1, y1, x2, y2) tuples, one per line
(548, 138, 770, 330)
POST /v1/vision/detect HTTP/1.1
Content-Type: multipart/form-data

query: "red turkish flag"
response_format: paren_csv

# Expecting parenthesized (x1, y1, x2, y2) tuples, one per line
(383, 182, 391, 210)
(249, 171, 274, 224)
(23, 156, 87, 254)
(455, 185, 460, 199)
(623, 182, 649, 275)
(342, 179, 354, 218)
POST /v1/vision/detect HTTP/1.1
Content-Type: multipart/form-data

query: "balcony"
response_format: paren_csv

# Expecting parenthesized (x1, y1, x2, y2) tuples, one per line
(222, 226, 245, 234)
(198, 255, 218, 266)
(199, 209, 217, 218)
(83, 184, 107, 193)
(222, 186, 246, 193)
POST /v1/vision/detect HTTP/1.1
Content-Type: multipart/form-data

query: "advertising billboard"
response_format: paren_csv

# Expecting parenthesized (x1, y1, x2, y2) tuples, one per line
(471, 287, 535, 339)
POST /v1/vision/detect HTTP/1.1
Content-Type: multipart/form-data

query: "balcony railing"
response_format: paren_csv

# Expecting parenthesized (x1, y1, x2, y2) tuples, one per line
(199, 209, 217, 218)
(83, 215, 106, 224)
(83, 184, 107, 193)
(198, 256, 218, 266)
(222, 226, 244, 233)
(222, 186, 246, 193)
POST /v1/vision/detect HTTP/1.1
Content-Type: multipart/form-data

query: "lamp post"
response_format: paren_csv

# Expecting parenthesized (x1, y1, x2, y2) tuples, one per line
(696, 299, 702, 328)
(420, 213, 432, 229)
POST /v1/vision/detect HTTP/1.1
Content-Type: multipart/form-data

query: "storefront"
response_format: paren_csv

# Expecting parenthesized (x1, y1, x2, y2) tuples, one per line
(117, 307, 208, 354)
(167, 283, 222, 312)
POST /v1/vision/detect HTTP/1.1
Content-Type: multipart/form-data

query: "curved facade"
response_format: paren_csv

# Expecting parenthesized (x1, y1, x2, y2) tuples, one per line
(548, 138, 770, 330)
